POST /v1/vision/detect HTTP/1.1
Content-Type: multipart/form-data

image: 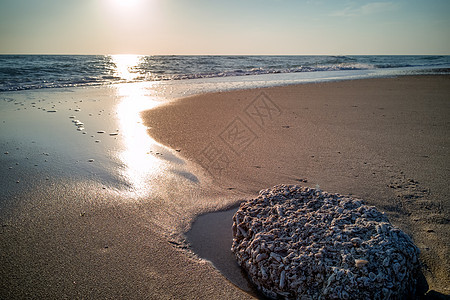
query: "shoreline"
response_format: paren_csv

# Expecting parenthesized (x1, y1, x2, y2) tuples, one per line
(143, 75, 450, 296)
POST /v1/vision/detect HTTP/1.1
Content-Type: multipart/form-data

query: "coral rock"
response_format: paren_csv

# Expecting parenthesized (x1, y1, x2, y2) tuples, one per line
(231, 185, 420, 299)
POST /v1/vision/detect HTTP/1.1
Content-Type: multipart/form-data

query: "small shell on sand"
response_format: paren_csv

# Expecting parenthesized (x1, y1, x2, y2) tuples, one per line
(109, 132, 119, 136)
(88, 159, 94, 162)
(355, 259, 369, 268)
(97, 130, 106, 134)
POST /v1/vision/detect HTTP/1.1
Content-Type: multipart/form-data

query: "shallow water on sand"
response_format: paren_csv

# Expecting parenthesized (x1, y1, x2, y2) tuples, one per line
(0, 82, 234, 229)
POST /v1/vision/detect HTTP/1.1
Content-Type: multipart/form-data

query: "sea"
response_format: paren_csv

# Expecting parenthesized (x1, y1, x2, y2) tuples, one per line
(1, 55, 449, 92)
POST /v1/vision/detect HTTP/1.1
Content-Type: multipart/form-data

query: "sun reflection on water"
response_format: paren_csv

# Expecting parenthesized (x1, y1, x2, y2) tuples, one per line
(111, 55, 200, 198)
(111, 54, 165, 195)
(111, 54, 143, 81)
(115, 82, 164, 195)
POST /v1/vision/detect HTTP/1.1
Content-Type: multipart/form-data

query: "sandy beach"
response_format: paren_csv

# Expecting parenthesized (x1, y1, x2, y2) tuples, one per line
(1, 0, 449, 297)
(1, 75, 449, 299)
(143, 75, 450, 297)
(0, 83, 252, 299)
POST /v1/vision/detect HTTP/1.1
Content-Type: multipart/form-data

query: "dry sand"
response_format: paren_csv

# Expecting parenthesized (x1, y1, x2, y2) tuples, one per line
(143, 75, 450, 297)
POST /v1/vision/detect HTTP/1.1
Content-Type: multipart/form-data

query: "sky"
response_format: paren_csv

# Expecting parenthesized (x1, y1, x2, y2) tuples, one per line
(0, 0, 449, 55)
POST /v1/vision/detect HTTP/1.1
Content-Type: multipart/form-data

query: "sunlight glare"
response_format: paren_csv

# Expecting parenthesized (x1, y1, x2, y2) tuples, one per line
(115, 83, 165, 196)
(112, 0, 141, 8)
(111, 54, 143, 82)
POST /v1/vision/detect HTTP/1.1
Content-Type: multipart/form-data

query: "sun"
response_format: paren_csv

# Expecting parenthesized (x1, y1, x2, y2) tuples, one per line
(112, 0, 141, 8)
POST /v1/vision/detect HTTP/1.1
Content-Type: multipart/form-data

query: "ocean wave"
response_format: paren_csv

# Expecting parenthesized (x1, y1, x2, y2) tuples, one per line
(142, 63, 377, 81)
(1, 55, 449, 92)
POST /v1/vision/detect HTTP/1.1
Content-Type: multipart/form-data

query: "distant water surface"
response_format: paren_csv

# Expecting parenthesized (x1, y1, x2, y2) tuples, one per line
(1, 55, 449, 92)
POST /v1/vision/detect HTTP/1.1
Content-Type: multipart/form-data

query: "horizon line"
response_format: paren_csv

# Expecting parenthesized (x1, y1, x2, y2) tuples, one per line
(1, 53, 449, 56)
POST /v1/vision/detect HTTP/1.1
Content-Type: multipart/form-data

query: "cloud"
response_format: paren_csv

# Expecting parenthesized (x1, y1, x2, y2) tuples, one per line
(331, 2, 398, 17)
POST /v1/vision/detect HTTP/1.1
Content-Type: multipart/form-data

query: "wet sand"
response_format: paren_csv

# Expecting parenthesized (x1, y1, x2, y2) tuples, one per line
(143, 76, 450, 296)
(1, 76, 449, 299)
(0, 84, 254, 299)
